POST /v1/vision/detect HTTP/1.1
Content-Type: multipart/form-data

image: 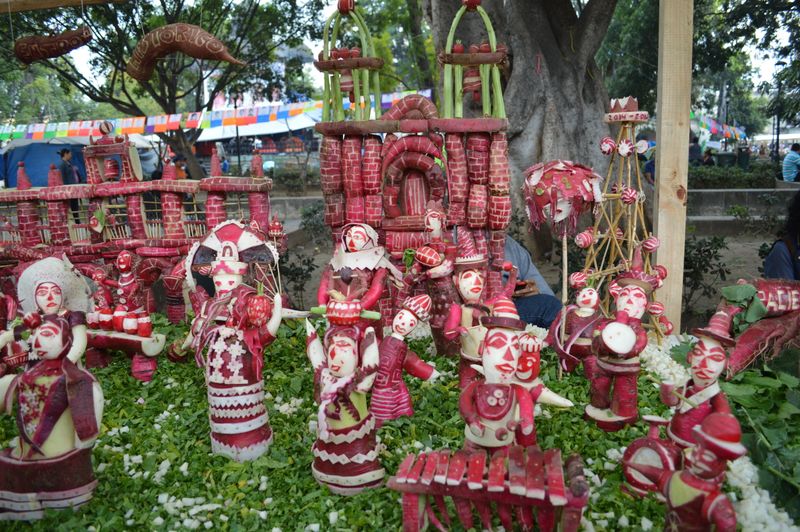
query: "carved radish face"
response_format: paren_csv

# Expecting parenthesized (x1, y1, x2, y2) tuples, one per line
(543, 198, 572, 223)
(515, 347, 541, 383)
(687, 442, 726, 479)
(116, 250, 134, 273)
(456, 269, 485, 303)
(392, 309, 419, 337)
(35, 282, 63, 315)
(31, 321, 66, 360)
(688, 337, 726, 388)
(615, 285, 648, 319)
(577, 287, 599, 310)
(213, 272, 242, 295)
(482, 329, 519, 384)
(424, 210, 444, 235)
(344, 226, 370, 252)
(326, 334, 358, 378)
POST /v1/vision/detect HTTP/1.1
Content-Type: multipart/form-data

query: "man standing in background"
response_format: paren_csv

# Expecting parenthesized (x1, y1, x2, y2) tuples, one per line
(783, 143, 800, 182)
(58, 148, 83, 184)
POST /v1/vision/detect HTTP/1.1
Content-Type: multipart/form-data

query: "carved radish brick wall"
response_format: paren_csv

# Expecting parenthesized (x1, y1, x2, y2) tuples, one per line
(204, 193, 227, 229)
(46, 200, 70, 246)
(126, 195, 147, 239)
(161, 191, 184, 239)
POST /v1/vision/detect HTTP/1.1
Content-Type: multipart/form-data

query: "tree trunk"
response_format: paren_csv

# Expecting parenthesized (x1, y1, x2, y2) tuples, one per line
(404, 0, 436, 92)
(423, 0, 617, 258)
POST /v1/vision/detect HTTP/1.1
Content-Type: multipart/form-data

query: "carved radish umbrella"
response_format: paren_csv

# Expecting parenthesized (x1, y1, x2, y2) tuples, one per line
(522, 160, 603, 315)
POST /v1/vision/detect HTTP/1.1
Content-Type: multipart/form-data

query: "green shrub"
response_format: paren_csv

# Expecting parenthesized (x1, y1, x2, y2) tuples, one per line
(688, 161, 780, 189)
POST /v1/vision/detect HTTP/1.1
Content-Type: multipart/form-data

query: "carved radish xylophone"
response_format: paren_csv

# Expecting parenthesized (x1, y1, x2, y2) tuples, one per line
(388, 446, 588, 532)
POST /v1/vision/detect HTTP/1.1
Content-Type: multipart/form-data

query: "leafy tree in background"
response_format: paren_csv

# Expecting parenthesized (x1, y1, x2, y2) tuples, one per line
(3, 0, 324, 177)
(598, 0, 768, 136)
(0, 64, 96, 123)
(723, 0, 800, 126)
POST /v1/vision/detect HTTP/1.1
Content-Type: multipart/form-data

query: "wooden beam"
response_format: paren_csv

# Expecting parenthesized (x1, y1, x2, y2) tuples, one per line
(3, 0, 124, 13)
(654, 0, 694, 331)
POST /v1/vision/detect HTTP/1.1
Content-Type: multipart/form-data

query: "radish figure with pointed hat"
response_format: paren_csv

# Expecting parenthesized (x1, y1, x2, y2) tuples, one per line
(624, 413, 746, 531)
(459, 297, 538, 451)
(585, 247, 666, 431)
(371, 294, 440, 422)
(662, 308, 735, 448)
(444, 227, 517, 389)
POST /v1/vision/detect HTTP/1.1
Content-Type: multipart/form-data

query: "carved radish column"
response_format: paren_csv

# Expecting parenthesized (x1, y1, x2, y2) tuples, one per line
(15, 163, 42, 247)
(44, 165, 70, 246)
(485, 132, 511, 299)
(160, 163, 185, 239)
(162, 260, 186, 324)
(320, 136, 344, 234)
(205, 193, 226, 229)
(362, 135, 383, 227)
(446, 133, 468, 226)
(248, 191, 270, 230)
(342, 135, 365, 223)
(250, 152, 264, 177)
(126, 194, 147, 239)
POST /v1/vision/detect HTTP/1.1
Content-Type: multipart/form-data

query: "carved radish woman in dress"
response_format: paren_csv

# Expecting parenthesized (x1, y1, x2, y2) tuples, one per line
(0, 256, 103, 520)
(183, 221, 282, 462)
(306, 307, 384, 495)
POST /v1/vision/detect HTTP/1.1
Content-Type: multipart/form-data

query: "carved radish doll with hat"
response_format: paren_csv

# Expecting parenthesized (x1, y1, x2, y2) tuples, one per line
(372, 295, 440, 422)
(459, 297, 537, 451)
(547, 285, 603, 373)
(305, 306, 384, 495)
(585, 247, 663, 431)
(625, 413, 746, 532)
(444, 227, 517, 388)
(660, 308, 734, 449)
(183, 221, 283, 462)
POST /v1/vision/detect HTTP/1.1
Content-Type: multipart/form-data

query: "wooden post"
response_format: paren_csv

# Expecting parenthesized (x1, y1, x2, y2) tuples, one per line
(654, 0, 693, 331)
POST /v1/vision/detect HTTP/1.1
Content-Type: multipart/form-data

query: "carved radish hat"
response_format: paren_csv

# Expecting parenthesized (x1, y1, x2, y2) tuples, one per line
(615, 246, 660, 296)
(454, 226, 487, 271)
(211, 241, 248, 276)
(692, 308, 736, 347)
(185, 220, 278, 289)
(403, 294, 432, 322)
(18, 255, 92, 314)
(692, 413, 747, 461)
(481, 297, 525, 331)
(415, 245, 443, 268)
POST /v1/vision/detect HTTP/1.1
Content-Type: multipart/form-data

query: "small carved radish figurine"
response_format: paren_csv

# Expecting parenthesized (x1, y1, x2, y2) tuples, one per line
(306, 307, 384, 495)
(371, 295, 440, 423)
(459, 298, 536, 451)
(584, 247, 662, 431)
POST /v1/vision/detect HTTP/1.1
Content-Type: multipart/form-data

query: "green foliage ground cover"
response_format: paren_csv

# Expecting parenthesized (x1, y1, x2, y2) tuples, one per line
(0, 316, 778, 531)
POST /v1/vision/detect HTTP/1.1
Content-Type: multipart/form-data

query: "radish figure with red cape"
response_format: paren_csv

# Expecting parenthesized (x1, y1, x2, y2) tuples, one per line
(0, 256, 103, 520)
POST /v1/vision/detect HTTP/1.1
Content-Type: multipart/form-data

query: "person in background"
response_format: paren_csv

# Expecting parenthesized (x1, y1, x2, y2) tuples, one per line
(702, 148, 716, 166)
(58, 148, 83, 184)
(173, 155, 187, 179)
(782, 143, 800, 182)
(689, 135, 702, 166)
(764, 190, 800, 280)
(504, 236, 562, 328)
(643, 149, 656, 185)
(221, 156, 230, 174)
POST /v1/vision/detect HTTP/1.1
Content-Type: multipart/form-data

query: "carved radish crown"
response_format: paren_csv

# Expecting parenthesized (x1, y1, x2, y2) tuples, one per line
(268, 216, 284, 239)
(692, 413, 747, 461)
(609, 96, 639, 113)
(403, 294, 432, 322)
(211, 241, 248, 276)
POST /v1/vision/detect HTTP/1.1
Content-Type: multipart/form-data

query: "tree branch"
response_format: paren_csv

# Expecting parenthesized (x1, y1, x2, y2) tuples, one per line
(575, 0, 618, 64)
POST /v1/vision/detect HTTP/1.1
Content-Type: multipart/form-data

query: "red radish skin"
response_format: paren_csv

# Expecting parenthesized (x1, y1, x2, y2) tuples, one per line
(446, 134, 469, 203)
(320, 136, 343, 195)
(342, 136, 363, 197)
(466, 133, 491, 185)
(381, 136, 442, 177)
(362, 135, 383, 194)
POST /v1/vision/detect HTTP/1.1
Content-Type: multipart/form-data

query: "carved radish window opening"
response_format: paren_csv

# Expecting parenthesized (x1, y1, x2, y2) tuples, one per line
(101, 196, 132, 241)
(0, 202, 21, 244)
(143, 191, 164, 239)
(68, 197, 92, 243)
(35, 201, 51, 245)
(182, 195, 206, 239)
(223, 193, 250, 221)
(383, 148, 446, 227)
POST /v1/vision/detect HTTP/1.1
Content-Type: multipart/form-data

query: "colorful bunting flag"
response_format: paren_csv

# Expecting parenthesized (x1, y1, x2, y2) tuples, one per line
(25, 124, 35, 139)
(131, 116, 145, 134)
(154, 115, 168, 133)
(222, 110, 236, 126)
(185, 112, 202, 128)
(145, 116, 157, 134)
(167, 114, 182, 130)
(0, 125, 11, 140)
(56, 122, 69, 138)
(32, 123, 45, 140)
(210, 110, 223, 127)
(44, 123, 58, 139)
(12, 125, 26, 139)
